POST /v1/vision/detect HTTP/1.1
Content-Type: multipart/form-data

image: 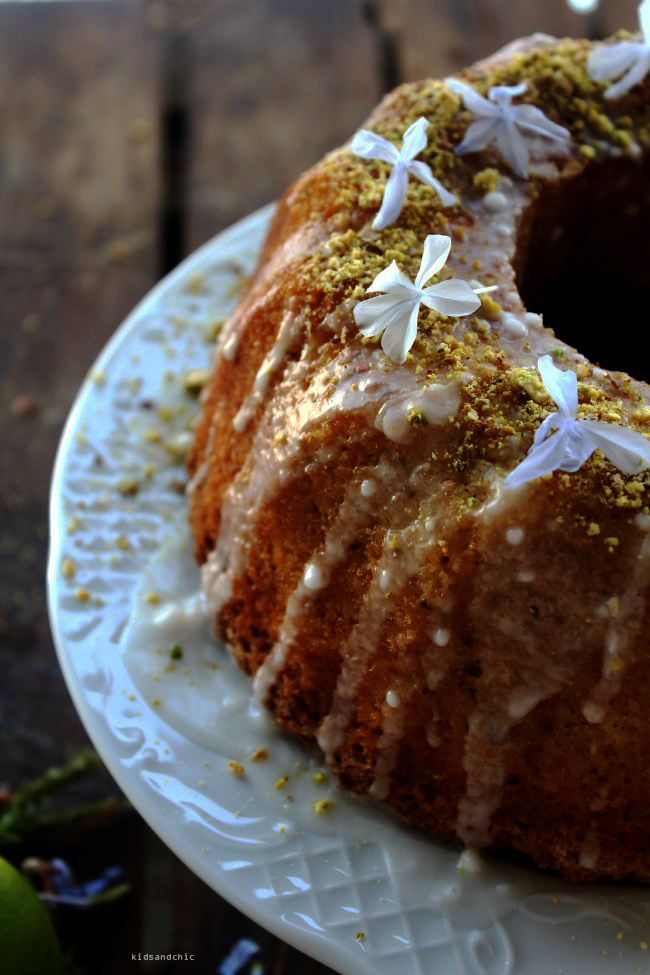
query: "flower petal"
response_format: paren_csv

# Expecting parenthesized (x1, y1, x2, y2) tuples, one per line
(532, 411, 563, 447)
(373, 163, 409, 230)
(455, 116, 502, 156)
(641, 0, 650, 45)
(561, 423, 594, 471)
(579, 420, 650, 474)
(422, 278, 481, 317)
(488, 82, 527, 106)
(355, 294, 419, 345)
(533, 416, 590, 473)
(366, 260, 416, 295)
(538, 355, 578, 420)
(349, 128, 400, 164)
(400, 116, 430, 161)
(354, 293, 404, 336)
(510, 104, 570, 142)
(415, 234, 451, 289)
(496, 119, 530, 178)
(381, 301, 421, 364)
(447, 79, 500, 118)
(588, 41, 643, 83)
(408, 161, 457, 206)
(504, 428, 573, 490)
(605, 49, 650, 99)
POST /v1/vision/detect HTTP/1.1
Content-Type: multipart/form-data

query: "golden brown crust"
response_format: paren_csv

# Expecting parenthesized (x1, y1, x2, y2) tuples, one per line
(188, 32, 650, 882)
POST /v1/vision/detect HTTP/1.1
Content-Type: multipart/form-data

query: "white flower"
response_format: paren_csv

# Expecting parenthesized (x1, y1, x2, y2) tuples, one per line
(447, 80, 571, 178)
(587, 0, 650, 99)
(504, 356, 650, 490)
(349, 117, 456, 230)
(353, 234, 482, 364)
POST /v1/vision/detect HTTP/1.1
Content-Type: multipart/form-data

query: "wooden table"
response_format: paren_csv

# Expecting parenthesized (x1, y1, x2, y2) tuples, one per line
(0, 1, 638, 971)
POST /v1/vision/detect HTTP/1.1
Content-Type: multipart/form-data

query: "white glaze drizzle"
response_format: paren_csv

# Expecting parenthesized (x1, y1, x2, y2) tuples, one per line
(506, 526, 524, 545)
(582, 529, 650, 724)
(500, 312, 528, 338)
(232, 309, 302, 432)
(186, 425, 218, 498)
(433, 627, 450, 647)
(187, 280, 286, 496)
(578, 829, 601, 871)
(191, 220, 330, 496)
(303, 561, 326, 591)
(253, 457, 403, 703)
(369, 681, 414, 801)
(317, 491, 450, 806)
(201, 406, 303, 620)
(316, 521, 425, 762)
(386, 689, 400, 708)
(484, 191, 507, 212)
(456, 481, 622, 848)
(204, 341, 460, 627)
(214, 221, 324, 365)
(375, 381, 460, 443)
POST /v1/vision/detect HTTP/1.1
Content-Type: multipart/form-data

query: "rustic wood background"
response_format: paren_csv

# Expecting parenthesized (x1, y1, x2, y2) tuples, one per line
(0, 0, 639, 972)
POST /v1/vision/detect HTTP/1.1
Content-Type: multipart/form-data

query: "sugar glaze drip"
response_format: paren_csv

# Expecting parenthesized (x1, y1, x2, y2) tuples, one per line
(253, 456, 406, 703)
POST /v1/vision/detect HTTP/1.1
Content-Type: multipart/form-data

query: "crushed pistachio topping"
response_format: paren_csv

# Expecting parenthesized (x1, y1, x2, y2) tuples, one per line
(349, 116, 456, 229)
(228, 760, 245, 778)
(227, 30, 650, 520)
(312, 799, 336, 815)
(353, 234, 483, 363)
(250, 747, 269, 762)
(184, 369, 209, 396)
(61, 558, 76, 579)
(407, 409, 429, 428)
(473, 167, 500, 192)
(447, 79, 571, 178)
(479, 294, 501, 320)
(117, 477, 140, 497)
(504, 357, 650, 490)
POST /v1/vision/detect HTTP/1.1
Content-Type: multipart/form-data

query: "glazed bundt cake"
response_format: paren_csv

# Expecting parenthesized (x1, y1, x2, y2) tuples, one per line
(187, 19, 650, 882)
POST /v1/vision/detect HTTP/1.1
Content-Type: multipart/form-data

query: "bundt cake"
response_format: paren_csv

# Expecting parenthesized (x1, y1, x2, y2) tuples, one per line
(187, 18, 650, 882)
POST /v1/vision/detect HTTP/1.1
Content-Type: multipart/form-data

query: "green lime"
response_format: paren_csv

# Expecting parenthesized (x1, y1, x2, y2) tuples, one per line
(0, 856, 64, 975)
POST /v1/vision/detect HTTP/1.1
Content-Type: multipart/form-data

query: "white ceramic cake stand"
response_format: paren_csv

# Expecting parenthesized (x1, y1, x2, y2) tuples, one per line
(48, 205, 650, 975)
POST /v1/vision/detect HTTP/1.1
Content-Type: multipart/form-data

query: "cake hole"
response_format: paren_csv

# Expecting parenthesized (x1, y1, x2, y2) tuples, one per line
(514, 154, 650, 379)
